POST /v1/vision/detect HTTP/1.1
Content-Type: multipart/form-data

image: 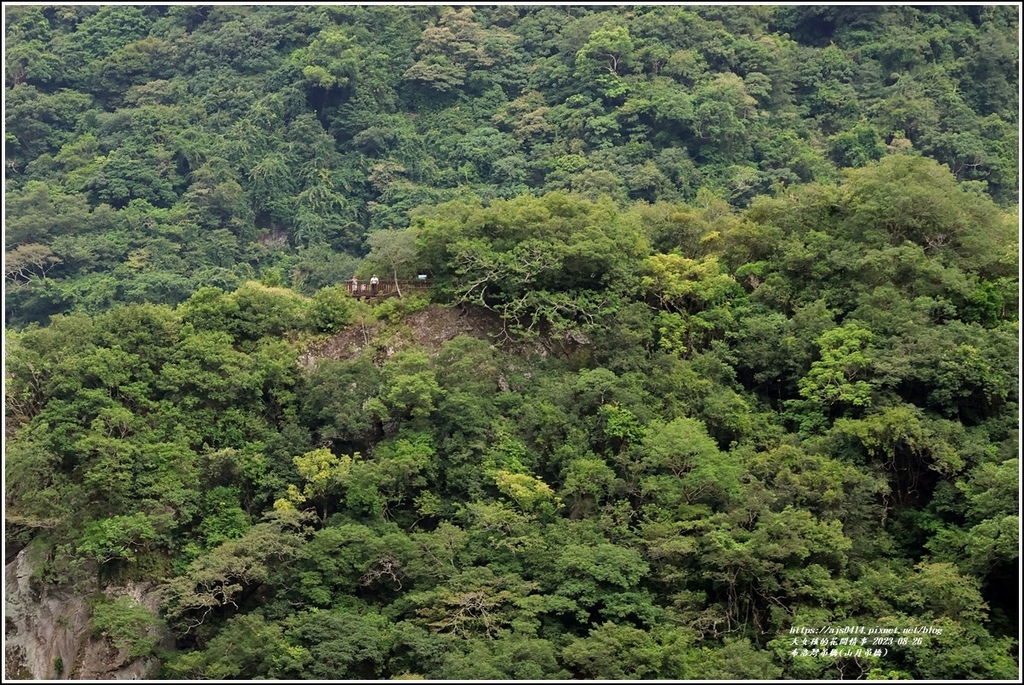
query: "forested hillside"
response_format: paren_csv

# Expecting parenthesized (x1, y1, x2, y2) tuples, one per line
(4, 4, 1020, 680)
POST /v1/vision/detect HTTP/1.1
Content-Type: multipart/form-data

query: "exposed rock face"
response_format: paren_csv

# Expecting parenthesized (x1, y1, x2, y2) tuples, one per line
(4, 548, 170, 680)
(299, 302, 501, 368)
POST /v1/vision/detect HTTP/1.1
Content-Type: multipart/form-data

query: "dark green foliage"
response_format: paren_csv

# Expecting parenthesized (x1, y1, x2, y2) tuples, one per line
(4, 4, 1017, 328)
(3, 5, 1019, 682)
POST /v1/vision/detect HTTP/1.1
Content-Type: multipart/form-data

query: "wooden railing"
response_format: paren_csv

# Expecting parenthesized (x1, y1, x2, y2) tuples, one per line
(345, 279, 430, 299)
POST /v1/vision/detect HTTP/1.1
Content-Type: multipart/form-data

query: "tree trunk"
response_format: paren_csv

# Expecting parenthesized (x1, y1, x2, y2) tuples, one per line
(392, 264, 402, 298)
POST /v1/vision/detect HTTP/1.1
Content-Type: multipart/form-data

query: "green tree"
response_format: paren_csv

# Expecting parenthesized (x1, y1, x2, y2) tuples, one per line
(308, 285, 354, 333)
(575, 25, 635, 99)
(89, 595, 162, 658)
(78, 513, 157, 565)
(364, 228, 420, 298)
(287, 610, 392, 679)
(276, 447, 356, 524)
(164, 612, 309, 679)
(562, 622, 664, 679)
(162, 517, 307, 633)
(797, 323, 876, 411)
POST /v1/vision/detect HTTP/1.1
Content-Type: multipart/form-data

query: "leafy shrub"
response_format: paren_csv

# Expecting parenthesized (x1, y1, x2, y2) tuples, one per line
(90, 595, 160, 658)
(308, 285, 354, 333)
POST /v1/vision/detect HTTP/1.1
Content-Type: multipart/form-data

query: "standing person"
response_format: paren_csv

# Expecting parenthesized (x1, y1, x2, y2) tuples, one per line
(369, 274, 379, 295)
(351, 275, 358, 296)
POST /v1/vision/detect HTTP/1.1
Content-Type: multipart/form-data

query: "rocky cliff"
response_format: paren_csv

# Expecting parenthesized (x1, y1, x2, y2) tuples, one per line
(4, 547, 170, 680)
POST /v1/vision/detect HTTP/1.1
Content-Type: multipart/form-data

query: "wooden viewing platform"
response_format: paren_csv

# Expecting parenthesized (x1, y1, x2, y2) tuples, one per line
(346, 278, 430, 299)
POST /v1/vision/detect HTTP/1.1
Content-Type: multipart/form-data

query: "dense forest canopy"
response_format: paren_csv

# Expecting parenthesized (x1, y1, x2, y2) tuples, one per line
(4, 4, 1020, 325)
(3, 4, 1020, 680)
